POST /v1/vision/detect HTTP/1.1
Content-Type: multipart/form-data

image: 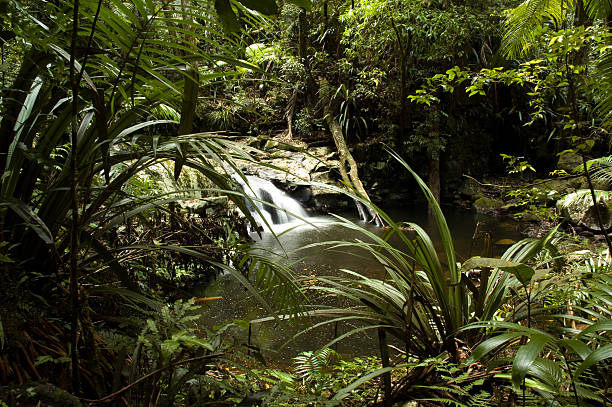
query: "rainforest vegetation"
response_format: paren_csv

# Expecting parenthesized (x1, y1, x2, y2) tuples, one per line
(0, 0, 611, 405)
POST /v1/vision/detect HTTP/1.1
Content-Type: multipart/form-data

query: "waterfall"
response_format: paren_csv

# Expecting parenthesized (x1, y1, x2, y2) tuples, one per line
(237, 175, 310, 229)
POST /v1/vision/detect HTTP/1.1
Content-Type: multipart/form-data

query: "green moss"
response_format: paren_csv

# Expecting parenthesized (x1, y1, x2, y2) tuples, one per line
(473, 196, 504, 213)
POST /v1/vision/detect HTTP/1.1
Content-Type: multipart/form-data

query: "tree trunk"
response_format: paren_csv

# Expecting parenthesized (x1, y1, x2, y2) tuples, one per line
(321, 81, 383, 226)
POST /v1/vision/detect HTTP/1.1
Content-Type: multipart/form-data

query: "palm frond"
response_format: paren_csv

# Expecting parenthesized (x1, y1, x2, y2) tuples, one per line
(584, 0, 612, 19)
(594, 47, 612, 122)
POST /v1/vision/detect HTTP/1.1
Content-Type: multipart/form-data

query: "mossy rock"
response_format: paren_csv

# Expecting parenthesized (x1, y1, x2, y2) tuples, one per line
(264, 139, 280, 150)
(473, 196, 504, 214)
(557, 151, 582, 173)
(539, 178, 582, 196)
(556, 190, 612, 230)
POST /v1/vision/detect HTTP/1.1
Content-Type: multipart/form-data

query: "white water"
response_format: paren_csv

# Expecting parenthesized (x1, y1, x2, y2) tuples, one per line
(238, 175, 313, 231)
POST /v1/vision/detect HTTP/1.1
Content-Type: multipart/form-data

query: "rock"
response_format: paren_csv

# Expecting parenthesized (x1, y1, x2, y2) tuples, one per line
(313, 159, 340, 173)
(286, 185, 313, 204)
(242, 136, 261, 147)
(557, 151, 582, 173)
(556, 190, 612, 230)
(182, 196, 229, 217)
(580, 177, 610, 190)
(520, 212, 543, 222)
(265, 139, 308, 152)
(309, 146, 332, 157)
(540, 178, 582, 196)
(457, 178, 481, 199)
(269, 150, 294, 159)
(13, 383, 84, 407)
(301, 155, 320, 173)
(311, 171, 331, 183)
(473, 196, 504, 214)
(312, 189, 352, 212)
(284, 140, 309, 150)
(264, 139, 280, 150)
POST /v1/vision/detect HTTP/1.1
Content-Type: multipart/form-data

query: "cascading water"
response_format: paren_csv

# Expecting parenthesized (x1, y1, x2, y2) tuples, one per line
(237, 175, 311, 230)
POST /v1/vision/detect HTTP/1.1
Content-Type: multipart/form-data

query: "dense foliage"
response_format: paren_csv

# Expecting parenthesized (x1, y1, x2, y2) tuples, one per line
(0, 0, 610, 405)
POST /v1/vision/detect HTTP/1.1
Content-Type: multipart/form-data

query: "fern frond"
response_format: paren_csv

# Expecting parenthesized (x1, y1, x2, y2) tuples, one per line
(502, 0, 569, 57)
(293, 348, 336, 383)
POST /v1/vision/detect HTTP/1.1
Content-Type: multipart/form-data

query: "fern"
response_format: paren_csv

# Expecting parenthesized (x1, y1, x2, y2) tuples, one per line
(293, 348, 336, 384)
(502, 0, 567, 58)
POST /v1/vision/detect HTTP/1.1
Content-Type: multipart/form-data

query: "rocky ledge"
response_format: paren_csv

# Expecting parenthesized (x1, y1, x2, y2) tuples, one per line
(236, 136, 353, 213)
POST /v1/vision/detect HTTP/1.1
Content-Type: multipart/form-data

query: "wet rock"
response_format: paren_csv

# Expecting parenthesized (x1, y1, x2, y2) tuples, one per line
(312, 189, 352, 212)
(287, 184, 313, 204)
(556, 190, 612, 230)
(473, 196, 504, 214)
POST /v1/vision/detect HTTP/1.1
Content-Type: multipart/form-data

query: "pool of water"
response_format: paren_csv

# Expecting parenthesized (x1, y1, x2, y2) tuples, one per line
(193, 205, 523, 364)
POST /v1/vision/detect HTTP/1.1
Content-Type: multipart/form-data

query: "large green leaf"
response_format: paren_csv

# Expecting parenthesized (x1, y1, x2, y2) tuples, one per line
(215, 0, 240, 32)
(511, 333, 550, 389)
(466, 332, 524, 364)
(500, 264, 535, 287)
(1, 198, 54, 245)
(574, 343, 612, 378)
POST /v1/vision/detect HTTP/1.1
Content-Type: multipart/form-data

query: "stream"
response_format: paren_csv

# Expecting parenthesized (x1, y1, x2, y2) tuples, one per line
(193, 198, 523, 365)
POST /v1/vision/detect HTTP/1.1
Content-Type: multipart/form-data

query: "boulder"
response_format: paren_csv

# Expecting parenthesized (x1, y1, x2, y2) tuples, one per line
(182, 196, 229, 217)
(580, 177, 610, 190)
(556, 190, 612, 230)
(557, 151, 582, 173)
(473, 196, 504, 214)
(540, 178, 582, 196)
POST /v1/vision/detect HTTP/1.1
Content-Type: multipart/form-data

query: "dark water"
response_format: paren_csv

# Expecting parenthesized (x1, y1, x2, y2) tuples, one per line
(194, 206, 522, 363)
